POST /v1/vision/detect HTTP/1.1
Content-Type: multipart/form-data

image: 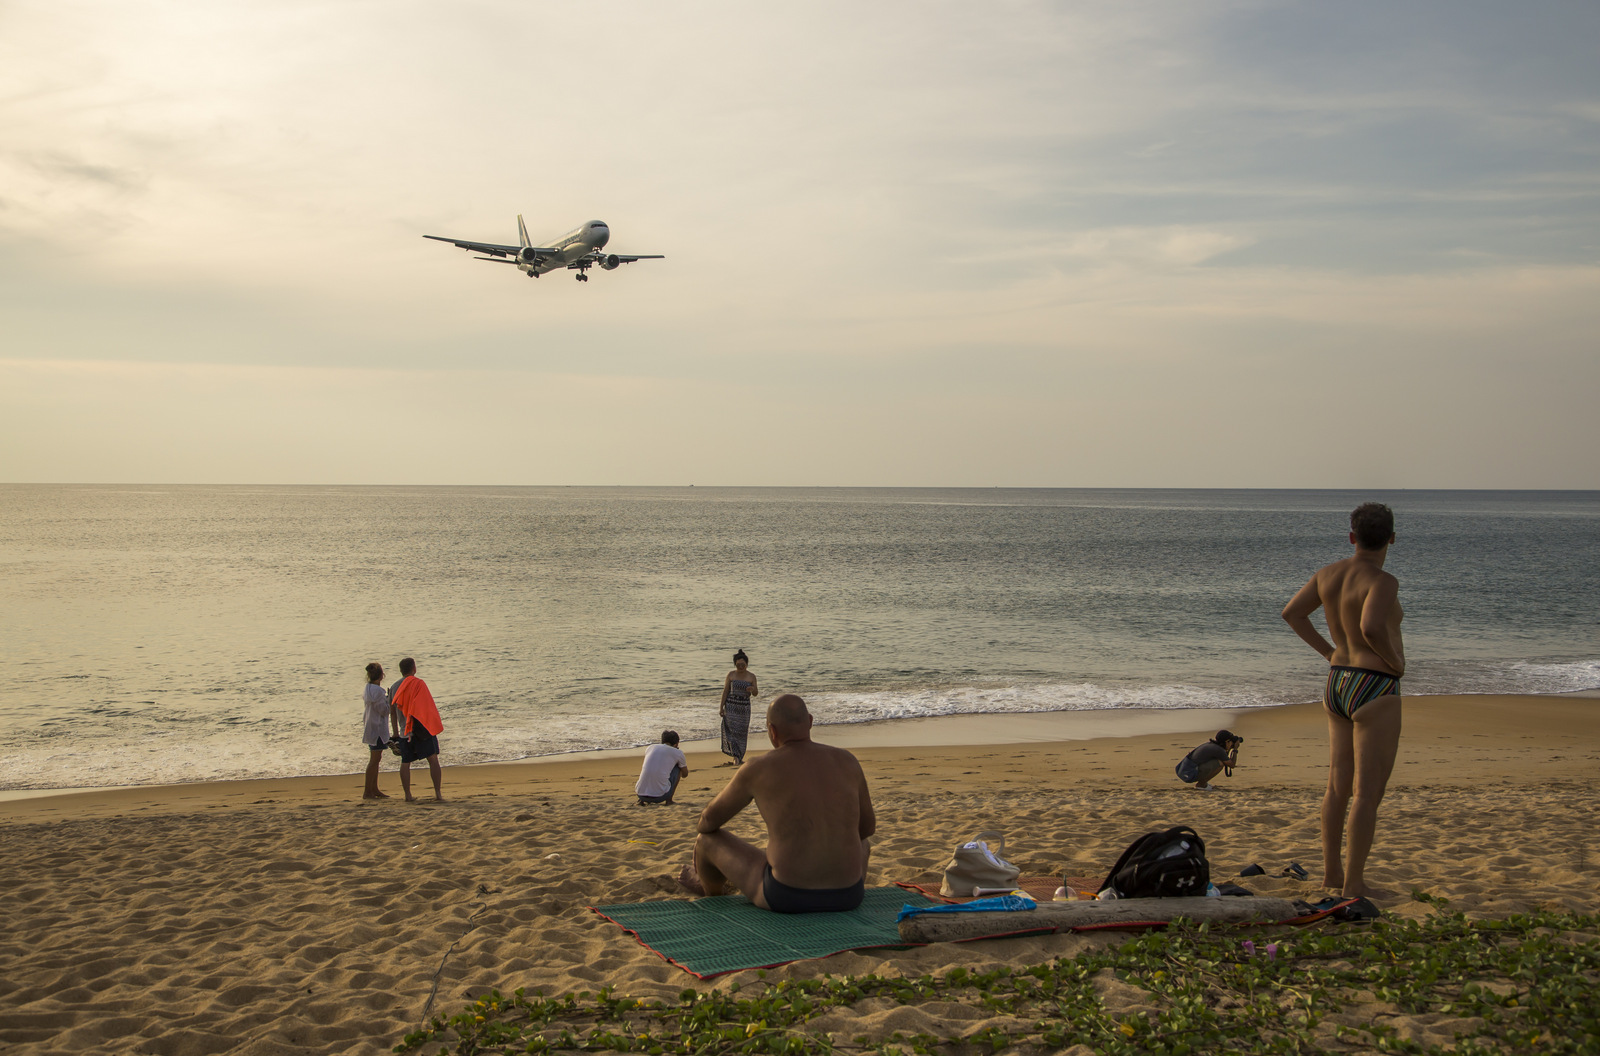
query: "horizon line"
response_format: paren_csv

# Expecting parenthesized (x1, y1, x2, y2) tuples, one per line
(3, 482, 1598, 493)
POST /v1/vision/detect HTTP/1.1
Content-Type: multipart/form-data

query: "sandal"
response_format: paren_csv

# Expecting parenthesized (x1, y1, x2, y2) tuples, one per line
(1333, 896, 1382, 923)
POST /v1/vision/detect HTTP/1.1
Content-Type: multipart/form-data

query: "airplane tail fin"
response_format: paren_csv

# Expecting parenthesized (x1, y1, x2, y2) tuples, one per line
(517, 214, 531, 248)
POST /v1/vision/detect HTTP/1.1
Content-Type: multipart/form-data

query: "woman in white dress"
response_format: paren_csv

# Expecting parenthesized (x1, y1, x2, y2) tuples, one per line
(361, 662, 391, 799)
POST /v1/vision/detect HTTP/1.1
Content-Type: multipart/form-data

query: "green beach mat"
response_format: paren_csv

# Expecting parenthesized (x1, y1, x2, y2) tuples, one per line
(591, 887, 939, 978)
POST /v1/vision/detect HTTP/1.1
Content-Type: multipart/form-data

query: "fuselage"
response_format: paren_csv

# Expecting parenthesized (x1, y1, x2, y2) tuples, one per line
(521, 220, 610, 276)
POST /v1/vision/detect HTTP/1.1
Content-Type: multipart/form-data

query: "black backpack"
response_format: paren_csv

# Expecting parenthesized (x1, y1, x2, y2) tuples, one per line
(1098, 826, 1210, 898)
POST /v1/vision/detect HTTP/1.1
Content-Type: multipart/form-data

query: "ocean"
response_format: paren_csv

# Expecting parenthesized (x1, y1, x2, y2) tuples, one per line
(3, 486, 1596, 791)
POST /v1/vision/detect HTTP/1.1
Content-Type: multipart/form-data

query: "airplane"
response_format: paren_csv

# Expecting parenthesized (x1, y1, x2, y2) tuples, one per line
(424, 216, 663, 282)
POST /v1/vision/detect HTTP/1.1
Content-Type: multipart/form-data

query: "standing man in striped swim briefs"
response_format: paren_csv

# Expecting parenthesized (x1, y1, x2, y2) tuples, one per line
(1282, 503, 1404, 904)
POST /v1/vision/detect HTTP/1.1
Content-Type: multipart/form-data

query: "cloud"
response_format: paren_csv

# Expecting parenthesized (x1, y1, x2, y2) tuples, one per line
(945, 226, 1253, 270)
(0, 0, 1596, 485)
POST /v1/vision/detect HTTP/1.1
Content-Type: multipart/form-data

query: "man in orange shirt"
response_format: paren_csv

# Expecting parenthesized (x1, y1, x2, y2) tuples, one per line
(388, 657, 444, 802)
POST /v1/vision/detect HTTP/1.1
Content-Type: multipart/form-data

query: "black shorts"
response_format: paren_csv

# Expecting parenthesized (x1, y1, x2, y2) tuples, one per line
(400, 727, 440, 762)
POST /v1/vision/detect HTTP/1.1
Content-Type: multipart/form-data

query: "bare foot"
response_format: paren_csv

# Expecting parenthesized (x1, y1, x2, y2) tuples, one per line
(405, 795, 419, 803)
(678, 864, 706, 895)
(363, 791, 390, 800)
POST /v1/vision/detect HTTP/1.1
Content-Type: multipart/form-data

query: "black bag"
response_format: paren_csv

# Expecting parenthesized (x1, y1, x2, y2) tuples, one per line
(1175, 754, 1201, 784)
(1098, 825, 1210, 898)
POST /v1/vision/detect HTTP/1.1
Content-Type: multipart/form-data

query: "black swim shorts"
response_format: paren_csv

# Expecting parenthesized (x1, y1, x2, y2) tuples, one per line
(761, 865, 865, 914)
(400, 727, 440, 762)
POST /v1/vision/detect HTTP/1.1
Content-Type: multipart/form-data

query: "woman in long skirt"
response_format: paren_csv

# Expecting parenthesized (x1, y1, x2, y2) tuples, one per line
(718, 649, 758, 765)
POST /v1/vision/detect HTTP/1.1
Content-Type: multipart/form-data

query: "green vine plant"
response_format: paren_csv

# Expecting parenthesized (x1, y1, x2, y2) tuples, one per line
(396, 899, 1600, 1056)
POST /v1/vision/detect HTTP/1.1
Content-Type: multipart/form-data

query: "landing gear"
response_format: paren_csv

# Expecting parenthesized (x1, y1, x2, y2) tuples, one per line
(575, 272, 589, 282)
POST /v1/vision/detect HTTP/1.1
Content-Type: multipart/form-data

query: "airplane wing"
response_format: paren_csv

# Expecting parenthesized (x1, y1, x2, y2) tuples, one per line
(423, 235, 557, 258)
(567, 252, 666, 268)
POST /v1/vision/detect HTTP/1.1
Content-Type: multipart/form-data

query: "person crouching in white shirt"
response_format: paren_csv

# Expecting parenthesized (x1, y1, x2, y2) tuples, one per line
(637, 730, 690, 805)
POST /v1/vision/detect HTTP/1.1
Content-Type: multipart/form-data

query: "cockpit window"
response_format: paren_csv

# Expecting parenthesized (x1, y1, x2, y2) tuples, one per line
(590, 222, 607, 228)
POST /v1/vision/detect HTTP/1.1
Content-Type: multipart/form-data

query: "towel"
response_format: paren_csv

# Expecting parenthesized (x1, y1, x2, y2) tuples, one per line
(897, 893, 1036, 922)
(391, 675, 443, 737)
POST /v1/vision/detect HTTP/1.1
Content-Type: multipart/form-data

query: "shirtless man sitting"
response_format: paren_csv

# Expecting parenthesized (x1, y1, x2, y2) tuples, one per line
(678, 694, 875, 913)
(1282, 502, 1405, 901)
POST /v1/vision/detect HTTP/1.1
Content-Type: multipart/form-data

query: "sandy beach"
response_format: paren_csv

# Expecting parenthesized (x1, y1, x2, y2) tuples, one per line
(3, 693, 1597, 1054)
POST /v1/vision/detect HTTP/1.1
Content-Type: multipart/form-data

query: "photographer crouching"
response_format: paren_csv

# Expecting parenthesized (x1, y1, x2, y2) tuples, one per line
(1176, 729, 1242, 791)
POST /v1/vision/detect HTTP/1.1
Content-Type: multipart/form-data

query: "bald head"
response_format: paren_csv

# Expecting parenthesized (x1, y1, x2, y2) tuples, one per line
(766, 694, 813, 740)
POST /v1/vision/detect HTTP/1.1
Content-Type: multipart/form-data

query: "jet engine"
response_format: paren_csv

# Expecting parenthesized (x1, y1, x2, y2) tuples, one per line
(518, 247, 542, 265)
(601, 254, 621, 270)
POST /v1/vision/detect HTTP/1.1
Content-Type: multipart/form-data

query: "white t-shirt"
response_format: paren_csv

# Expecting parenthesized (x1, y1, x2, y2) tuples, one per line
(361, 683, 390, 745)
(635, 743, 688, 797)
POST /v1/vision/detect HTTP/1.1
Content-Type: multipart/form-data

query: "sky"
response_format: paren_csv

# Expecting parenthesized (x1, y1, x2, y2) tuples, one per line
(2, 0, 1597, 487)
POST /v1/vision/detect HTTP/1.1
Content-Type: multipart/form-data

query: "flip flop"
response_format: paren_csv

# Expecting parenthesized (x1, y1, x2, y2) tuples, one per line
(1333, 896, 1382, 923)
(1299, 895, 1382, 922)
(1238, 863, 1266, 877)
(1279, 862, 1309, 881)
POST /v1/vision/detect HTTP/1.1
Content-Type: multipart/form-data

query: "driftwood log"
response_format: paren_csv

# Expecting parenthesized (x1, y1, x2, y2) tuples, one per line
(898, 896, 1301, 944)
